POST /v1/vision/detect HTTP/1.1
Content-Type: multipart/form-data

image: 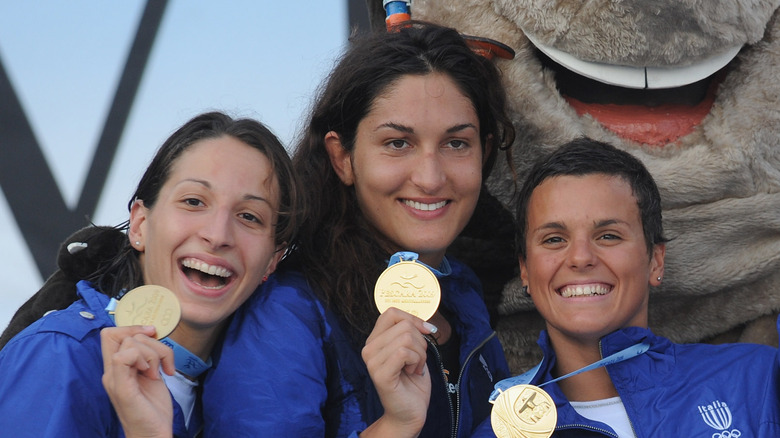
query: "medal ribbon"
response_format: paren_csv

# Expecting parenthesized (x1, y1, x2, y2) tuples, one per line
(106, 298, 211, 378)
(489, 341, 650, 402)
(388, 251, 452, 278)
(158, 337, 212, 378)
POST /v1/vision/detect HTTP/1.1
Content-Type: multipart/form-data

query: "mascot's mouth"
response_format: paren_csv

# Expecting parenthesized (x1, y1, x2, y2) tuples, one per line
(534, 48, 733, 147)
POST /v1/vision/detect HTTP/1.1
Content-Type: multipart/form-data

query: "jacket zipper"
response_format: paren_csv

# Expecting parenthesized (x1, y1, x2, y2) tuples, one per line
(450, 331, 498, 438)
(597, 339, 637, 438)
(425, 335, 455, 437)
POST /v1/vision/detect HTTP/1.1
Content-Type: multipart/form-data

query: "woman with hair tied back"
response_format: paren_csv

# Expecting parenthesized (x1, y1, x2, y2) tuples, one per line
(0, 111, 300, 438)
(203, 23, 515, 438)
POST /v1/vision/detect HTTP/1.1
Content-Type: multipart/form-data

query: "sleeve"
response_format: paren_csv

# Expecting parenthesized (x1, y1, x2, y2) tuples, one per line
(0, 327, 117, 437)
(202, 278, 331, 436)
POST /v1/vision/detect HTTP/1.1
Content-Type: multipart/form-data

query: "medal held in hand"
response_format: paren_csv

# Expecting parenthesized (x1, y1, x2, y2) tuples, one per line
(113, 285, 181, 339)
(374, 255, 441, 321)
(491, 384, 557, 438)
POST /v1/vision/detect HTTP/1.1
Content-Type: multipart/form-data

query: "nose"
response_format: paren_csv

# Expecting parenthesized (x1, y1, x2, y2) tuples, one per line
(410, 147, 446, 194)
(567, 236, 596, 270)
(199, 208, 235, 249)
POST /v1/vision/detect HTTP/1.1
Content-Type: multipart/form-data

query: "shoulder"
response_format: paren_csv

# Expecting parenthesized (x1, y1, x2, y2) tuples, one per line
(441, 256, 482, 293)
(219, 269, 346, 357)
(673, 339, 777, 363)
(3, 282, 112, 349)
(446, 256, 479, 280)
(231, 270, 329, 328)
(0, 285, 110, 423)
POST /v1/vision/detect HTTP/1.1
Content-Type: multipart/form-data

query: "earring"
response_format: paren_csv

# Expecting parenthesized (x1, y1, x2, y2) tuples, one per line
(263, 275, 268, 282)
(522, 285, 530, 297)
(657, 276, 662, 282)
(135, 241, 141, 247)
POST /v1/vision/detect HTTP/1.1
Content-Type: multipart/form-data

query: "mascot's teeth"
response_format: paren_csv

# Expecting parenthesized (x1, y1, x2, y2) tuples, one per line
(182, 259, 232, 278)
(404, 200, 447, 211)
(560, 284, 609, 297)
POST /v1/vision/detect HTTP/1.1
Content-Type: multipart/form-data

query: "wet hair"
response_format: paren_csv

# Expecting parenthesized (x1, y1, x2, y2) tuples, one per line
(91, 111, 300, 297)
(514, 137, 667, 261)
(290, 22, 515, 341)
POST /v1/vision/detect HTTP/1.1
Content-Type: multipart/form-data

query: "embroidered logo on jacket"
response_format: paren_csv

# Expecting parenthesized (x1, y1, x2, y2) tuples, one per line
(479, 354, 493, 382)
(698, 400, 741, 438)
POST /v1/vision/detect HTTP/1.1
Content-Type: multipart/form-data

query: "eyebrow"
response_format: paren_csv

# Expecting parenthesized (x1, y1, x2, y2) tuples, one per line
(376, 122, 478, 134)
(532, 221, 565, 234)
(594, 219, 624, 228)
(531, 218, 627, 234)
(179, 178, 273, 205)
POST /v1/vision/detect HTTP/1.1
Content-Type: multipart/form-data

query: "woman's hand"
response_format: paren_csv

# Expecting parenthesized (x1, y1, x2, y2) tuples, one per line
(360, 307, 437, 438)
(100, 325, 175, 438)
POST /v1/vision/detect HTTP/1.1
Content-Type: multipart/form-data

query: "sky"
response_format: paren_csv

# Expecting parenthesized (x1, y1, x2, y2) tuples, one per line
(0, 1, 349, 329)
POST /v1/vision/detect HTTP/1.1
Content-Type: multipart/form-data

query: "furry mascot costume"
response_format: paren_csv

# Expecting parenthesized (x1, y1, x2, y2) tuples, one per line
(367, 1, 780, 372)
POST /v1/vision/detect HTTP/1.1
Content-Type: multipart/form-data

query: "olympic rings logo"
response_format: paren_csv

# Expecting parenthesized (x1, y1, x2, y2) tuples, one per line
(712, 430, 741, 438)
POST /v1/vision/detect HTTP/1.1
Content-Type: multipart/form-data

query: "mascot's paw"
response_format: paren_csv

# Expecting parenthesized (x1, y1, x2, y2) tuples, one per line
(0, 225, 126, 349)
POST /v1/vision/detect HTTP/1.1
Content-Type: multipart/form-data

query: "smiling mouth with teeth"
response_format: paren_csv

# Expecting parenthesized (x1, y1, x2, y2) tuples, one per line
(181, 258, 233, 289)
(403, 200, 448, 211)
(559, 284, 611, 298)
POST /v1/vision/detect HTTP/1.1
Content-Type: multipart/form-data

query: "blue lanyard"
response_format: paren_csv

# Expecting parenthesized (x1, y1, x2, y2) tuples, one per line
(490, 341, 650, 402)
(388, 251, 452, 278)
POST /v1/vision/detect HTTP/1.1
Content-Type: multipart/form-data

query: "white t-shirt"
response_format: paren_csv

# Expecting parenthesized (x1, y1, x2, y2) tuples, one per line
(570, 396, 636, 438)
(162, 371, 198, 427)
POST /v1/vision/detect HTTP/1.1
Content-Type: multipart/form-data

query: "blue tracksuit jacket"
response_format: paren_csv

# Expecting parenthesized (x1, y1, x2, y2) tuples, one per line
(473, 324, 780, 437)
(0, 281, 196, 437)
(203, 257, 510, 437)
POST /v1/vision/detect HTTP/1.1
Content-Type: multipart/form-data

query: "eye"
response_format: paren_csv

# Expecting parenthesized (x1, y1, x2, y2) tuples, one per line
(447, 139, 468, 149)
(542, 236, 565, 245)
(239, 212, 261, 224)
(598, 233, 621, 241)
(183, 198, 204, 207)
(386, 139, 410, 150)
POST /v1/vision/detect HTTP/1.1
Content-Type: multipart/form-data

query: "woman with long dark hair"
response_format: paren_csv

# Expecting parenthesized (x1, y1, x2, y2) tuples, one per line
(204, 23, 516, 437)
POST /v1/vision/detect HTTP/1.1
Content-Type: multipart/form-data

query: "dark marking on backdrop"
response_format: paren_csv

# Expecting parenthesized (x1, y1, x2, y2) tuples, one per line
(1, 0, 366, 284)
(0, 1, 168, 279)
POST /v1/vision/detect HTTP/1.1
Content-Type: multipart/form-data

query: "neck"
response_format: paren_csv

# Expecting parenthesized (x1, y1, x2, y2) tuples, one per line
(548, 331, 619, 402)
(417, 253, 444, 269)
(167, 322, 221, 361)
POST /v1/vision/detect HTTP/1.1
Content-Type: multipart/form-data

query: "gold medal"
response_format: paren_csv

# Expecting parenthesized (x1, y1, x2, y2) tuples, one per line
(491, 384, 557, 438)
(374, 260, 441, 321)
(113, 285, 181, 340)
